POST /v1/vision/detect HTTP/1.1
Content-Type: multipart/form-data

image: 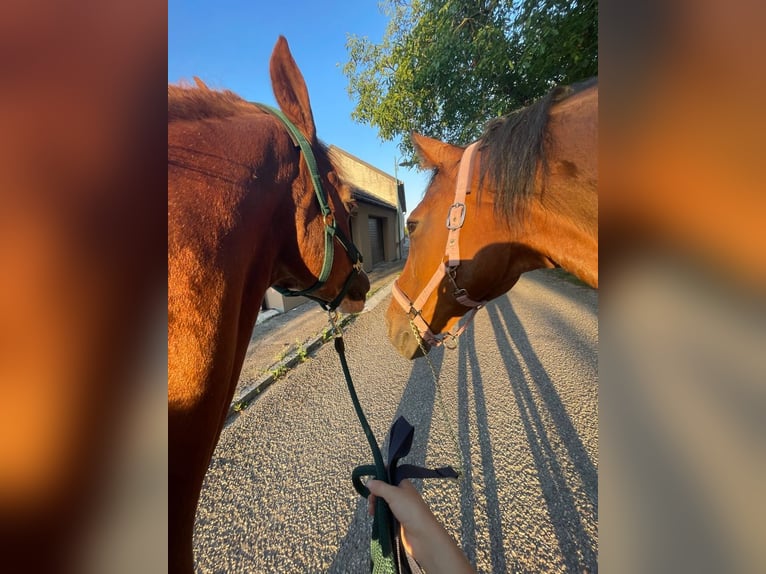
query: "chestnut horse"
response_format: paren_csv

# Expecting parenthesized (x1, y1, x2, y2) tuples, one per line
(168, 37, 369, 571)
(387, 79, 597, 359)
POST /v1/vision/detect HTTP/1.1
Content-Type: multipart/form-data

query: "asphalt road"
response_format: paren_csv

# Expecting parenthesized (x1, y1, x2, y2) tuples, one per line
(194, 269, 598, 573)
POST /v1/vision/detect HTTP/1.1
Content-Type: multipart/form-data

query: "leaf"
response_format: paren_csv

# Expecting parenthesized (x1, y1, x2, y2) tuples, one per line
(342, 0, 597, 157)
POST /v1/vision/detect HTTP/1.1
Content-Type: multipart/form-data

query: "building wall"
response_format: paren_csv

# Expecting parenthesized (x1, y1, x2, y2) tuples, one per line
(350, 202, 398, 273)
(263, 288, 307, 312)
(330, 145, 404, 271)
(329, 147, 399, 207)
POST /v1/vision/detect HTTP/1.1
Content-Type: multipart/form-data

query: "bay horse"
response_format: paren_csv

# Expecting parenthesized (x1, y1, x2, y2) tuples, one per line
(387, 79, 597, 359)
(168, 37, 369, 571)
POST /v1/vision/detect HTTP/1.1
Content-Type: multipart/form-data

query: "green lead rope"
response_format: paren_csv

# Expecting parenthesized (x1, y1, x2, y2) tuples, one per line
(332, 323, 460, 574)
(333, 336, 396, 572)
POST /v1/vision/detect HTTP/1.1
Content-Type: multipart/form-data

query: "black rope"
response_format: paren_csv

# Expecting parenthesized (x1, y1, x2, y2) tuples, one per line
(333, 336, 395, 561)
(333, 330, 460, 573)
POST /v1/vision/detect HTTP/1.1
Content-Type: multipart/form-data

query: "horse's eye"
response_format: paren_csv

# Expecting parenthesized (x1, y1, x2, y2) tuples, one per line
(406, 220, 418, 234)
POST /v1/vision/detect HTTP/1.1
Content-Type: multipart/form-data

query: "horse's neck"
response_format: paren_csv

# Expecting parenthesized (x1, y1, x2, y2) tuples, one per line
(525, 204, 598, 288)
(522, 163, 598, 287)
(524, 86, 598, 287)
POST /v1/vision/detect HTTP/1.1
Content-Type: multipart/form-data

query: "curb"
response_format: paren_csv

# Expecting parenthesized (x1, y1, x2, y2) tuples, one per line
(225, 281, 395, 424)
(225, 313, 354, 424)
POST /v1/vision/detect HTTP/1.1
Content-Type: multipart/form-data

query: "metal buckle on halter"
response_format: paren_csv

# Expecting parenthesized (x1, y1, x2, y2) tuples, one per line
(445, 265, 461, 293)
(445, 202, 466, 230)
(442, 333, 458, 350)
(453, 288, 467, 299)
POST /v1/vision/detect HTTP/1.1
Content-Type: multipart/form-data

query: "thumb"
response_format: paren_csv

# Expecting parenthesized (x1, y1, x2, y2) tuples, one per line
(366, 479, 396, 502)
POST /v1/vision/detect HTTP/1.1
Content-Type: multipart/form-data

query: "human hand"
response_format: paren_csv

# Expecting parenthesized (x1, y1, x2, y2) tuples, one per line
(366, 479, 439, 556)
(366, 479, 475, 574)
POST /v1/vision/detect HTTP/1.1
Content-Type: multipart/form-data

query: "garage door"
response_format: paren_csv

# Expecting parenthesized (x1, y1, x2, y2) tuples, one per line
(368, 217, 384, 265)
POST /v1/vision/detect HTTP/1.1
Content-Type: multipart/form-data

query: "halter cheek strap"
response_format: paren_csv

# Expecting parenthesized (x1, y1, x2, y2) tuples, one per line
(254, 103, 364, 310)
(393, 142, 486, 347)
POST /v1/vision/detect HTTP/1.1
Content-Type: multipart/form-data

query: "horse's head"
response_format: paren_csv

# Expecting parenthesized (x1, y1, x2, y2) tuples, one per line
(268, 37, 369, 312)
(385, 133, 557, 359)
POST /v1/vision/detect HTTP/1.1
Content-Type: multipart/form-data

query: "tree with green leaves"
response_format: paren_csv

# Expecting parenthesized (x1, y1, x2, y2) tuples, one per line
(344, 0, 597, 158)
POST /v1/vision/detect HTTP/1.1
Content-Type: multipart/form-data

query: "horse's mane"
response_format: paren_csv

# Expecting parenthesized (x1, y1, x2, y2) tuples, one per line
(168, 77, 344, 201)
(478, 78, 597, 221)
(168, 78, 260, 123)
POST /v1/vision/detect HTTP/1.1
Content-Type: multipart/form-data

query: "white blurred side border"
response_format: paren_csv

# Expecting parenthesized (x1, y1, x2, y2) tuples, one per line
(601, 254, 765, 572)
(78, 305, 168, 574)
(601, 0, 766, 572)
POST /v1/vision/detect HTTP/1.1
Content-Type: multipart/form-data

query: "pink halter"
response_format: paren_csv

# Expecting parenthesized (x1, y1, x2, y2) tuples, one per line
(392, 142, 486, 348)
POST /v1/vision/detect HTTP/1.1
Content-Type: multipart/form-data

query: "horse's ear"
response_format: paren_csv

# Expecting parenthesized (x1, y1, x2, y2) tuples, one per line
(193, 77, 209, 90)
(411, 132, 462, 169)
(270, 36, 316, 143)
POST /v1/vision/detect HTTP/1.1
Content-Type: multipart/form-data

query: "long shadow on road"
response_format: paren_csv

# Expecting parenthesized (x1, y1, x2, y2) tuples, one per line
(457, 326, 508, 573)
(329, 281, 597, 572)
(486, 296, 598, 573)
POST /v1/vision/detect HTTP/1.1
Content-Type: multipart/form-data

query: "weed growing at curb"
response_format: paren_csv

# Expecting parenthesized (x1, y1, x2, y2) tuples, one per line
(296, 340, 308, 362)
(270, 365, 288, 379)
(233, 400, 249, 412)
(275, 347, 289, 362)
(366, 287, 380, 300)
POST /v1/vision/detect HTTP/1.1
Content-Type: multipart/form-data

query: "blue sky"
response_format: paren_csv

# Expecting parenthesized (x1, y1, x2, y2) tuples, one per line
(168, 0, 431, 215)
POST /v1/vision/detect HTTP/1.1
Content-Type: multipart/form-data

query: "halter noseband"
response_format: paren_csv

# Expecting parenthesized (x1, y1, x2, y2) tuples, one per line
(392, 141, 486, 348)
(255, 103, 364, 311)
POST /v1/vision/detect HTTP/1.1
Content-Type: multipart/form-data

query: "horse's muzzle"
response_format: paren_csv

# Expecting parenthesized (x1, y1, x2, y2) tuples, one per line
(337, 270, 369, 314)
(338, 297, 365, 314)
(384, 301, 428, 360)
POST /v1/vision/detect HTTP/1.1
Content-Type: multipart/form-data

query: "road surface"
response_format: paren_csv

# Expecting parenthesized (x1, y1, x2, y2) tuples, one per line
(193, 269, 598, 573)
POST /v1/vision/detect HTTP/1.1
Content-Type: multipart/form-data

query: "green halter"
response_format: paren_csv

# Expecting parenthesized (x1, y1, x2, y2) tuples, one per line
(254, 103, 362, 310)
